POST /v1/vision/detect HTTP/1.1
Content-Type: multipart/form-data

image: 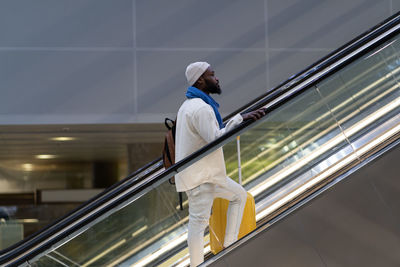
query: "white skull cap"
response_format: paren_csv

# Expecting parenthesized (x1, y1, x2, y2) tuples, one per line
(185, 62, 210, 86)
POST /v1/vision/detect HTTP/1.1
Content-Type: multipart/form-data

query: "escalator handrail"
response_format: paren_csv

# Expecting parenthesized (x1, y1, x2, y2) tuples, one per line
(2, 10, 400, 266)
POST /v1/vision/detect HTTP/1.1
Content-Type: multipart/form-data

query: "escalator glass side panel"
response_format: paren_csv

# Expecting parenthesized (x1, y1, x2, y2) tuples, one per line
(317, 38, 400, 144)
(30, 178, 188, 267)
(234, 85, 353, 200)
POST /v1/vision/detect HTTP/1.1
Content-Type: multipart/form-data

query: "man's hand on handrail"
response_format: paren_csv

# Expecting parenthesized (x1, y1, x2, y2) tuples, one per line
(241, 108, 266, 121)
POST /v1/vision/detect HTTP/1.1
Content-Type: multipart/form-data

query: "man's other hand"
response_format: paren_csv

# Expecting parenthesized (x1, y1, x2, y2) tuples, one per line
(241, 108, 266, 121)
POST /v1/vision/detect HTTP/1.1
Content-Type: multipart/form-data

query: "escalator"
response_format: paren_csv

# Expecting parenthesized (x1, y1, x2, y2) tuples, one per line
(2, 11, 400, 267)
(206, 133, 400, 267)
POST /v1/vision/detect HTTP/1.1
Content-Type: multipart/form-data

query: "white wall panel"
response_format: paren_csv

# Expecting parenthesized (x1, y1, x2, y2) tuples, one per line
(0, 0, 133, 47)
(0, 0, 393, 124)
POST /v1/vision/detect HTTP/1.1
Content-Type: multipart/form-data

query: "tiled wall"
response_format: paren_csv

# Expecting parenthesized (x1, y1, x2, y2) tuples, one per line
(0, 0, 396, 124)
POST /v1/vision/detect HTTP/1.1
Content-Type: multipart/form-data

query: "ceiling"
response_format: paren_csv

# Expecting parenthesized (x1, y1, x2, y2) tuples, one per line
(0, 123, 165, 164)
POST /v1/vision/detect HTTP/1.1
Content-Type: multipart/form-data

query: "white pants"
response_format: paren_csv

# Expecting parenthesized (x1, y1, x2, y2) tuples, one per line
(186, 178, 247, 267)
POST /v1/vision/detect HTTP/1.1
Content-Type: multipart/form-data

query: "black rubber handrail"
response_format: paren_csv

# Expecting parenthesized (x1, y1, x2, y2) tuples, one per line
(2, 10, 400, 266)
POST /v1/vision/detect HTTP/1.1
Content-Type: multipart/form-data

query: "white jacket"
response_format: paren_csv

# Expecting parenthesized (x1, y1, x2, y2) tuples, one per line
(175, 98, 243, 192)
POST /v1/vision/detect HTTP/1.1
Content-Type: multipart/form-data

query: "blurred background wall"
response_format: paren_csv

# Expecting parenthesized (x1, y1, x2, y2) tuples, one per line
(0, 0, 395, 124)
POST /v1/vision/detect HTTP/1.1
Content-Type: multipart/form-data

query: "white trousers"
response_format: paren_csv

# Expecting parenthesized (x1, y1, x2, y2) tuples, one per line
(186, 178, 247, 267)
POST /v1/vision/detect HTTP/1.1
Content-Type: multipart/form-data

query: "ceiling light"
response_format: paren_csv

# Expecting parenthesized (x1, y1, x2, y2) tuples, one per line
(50, 137, 76, 141)
(22, 164, 34, 171)
(36, 154, 57, 159)
(16, 219, 39, 223)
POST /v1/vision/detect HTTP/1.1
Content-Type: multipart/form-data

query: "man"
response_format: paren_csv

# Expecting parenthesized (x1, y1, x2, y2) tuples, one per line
(175, 62, 265, 266)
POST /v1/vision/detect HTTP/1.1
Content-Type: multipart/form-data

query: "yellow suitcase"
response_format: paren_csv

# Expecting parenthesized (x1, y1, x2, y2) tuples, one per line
(209, 192, 256, 254)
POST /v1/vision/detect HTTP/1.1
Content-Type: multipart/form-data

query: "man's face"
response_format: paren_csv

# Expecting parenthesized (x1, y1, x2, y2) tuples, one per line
(202, 67, 221, 95)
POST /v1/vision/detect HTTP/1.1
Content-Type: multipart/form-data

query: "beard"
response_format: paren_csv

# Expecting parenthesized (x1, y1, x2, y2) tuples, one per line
(205, 79, 222, 95)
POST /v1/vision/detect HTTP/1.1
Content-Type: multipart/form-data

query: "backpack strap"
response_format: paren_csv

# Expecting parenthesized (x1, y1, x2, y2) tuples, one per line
(165, 118, 175, 130)
(162, 117, 183, 210)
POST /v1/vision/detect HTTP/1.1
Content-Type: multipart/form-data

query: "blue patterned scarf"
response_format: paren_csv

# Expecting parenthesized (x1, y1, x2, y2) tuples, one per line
(186, 86, 224, 129)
